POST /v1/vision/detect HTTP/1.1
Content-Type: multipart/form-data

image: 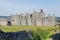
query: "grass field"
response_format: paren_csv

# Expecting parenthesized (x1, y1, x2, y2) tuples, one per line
(0, 26, 59, 40)
(0, 26, 59, 32)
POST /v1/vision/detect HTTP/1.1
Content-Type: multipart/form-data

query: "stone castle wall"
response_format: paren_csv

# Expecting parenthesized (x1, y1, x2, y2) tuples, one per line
(11, 9, 56, 26)
(0, 18, 7, 26)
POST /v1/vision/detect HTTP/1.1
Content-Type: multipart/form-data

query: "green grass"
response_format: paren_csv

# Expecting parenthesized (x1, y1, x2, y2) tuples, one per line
(0, 26, 59, 40)
(0, 26, 59, 32)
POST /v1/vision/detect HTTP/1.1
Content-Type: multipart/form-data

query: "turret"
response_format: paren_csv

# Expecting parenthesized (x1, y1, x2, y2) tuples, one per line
(25, 13, 30, 18)
(32, 10, 37, 19)
(39, 9, 45, 18)
(41, 9, 43, 13)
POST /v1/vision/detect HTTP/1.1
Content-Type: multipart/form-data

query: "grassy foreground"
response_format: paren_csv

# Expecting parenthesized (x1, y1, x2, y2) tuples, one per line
(0, 26, 59, 32)
(0, 26, 59, 40)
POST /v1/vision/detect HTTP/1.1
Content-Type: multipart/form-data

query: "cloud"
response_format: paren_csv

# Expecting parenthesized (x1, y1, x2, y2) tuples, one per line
(0, 0, 60, 17)
(0, 0, 40, 16)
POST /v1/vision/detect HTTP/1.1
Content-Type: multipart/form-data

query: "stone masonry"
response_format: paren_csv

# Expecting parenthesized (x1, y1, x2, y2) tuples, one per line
(11, 9, 56, 26)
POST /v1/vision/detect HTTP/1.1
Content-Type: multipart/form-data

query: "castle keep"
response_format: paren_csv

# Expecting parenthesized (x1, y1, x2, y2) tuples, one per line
(11, 9, 55, 26)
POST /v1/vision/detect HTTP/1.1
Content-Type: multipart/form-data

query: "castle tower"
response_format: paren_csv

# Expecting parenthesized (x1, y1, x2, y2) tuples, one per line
(41, 9, 43, 12)
(20, 13, 26, 26)
(48, 14, 51, 26)
(51, 14, 56, 26)
(39, 9, 45, 18)
(32, 10, 36, 19)
(48, 14, 51, 20)
(25, 13, 32, 26)
(11, 15, 20, 26)
(39, 9, 45, 26)
(32, 10, 37, 26)
(48, 14, 55, 26)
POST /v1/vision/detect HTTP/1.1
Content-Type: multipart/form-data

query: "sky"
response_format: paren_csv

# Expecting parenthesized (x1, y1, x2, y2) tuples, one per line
(0, 0, 60, 17)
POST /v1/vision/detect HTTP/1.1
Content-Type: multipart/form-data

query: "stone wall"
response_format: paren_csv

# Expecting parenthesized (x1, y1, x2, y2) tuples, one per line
(11, 9, 56, 26)
(11, 15, 20, 26)
(0, 18, 7, 26)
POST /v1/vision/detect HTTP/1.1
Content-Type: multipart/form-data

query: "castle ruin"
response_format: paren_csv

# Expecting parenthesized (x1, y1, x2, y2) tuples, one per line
(11, 9, 56, 26)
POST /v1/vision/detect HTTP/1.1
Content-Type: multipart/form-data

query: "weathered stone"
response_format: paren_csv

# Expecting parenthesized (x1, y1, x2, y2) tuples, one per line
(0, 9, 55, 26)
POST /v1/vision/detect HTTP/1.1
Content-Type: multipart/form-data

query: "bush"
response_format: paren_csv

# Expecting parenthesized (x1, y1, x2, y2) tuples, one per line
(30, 27, 58, 40)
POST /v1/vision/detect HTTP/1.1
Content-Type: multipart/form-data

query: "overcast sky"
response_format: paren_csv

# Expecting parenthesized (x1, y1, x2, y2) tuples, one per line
(0, 0, 60, 17)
